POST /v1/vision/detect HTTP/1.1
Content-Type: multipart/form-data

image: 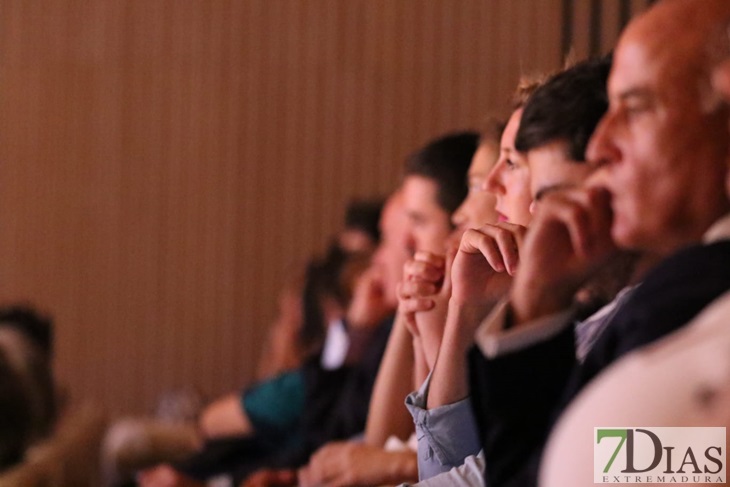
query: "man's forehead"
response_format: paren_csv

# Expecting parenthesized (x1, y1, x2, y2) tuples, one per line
(608, 32, 664, 97)
(609, 0, 730, 99)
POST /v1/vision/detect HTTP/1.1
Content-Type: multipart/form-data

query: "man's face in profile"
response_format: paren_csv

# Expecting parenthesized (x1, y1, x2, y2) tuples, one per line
(586, 11, 730, 256)
(401, 175, 452, 255)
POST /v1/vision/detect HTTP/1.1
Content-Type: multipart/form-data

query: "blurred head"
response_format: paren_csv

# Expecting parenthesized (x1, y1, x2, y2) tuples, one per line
(587, 0, 730, 255)
(514, 56, 611, 210)
(338, 199, 383, 253)
(402, 132, 478, 254)
(371, 191, 410, 307)
(0, 306, 56, 471)
(0, 307, 53, 359)
(300, 246, 371, 353)
(451, 120, 503, 231)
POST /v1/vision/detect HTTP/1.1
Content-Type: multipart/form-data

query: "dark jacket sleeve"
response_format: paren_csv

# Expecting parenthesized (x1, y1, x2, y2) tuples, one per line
(468, 325, 575, 487)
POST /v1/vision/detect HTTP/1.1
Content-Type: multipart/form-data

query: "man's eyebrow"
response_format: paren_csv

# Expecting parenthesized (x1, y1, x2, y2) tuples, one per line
(616, 87, 653, 103)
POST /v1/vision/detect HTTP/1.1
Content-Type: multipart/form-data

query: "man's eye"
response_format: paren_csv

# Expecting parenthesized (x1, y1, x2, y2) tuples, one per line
(623, 102, 649, 118)
(409, 214, 425, 225)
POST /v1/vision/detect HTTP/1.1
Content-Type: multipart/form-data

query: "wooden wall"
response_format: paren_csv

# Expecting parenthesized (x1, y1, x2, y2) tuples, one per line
(0, 0, 648, 416)
(561, 0, 655, 60)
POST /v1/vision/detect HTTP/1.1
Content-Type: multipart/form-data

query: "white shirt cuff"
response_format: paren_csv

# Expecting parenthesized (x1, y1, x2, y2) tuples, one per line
(474, 298, 575, 358)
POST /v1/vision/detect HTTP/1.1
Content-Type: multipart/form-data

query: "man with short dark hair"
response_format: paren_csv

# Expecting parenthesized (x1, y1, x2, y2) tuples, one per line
(401, 132, 479, 255)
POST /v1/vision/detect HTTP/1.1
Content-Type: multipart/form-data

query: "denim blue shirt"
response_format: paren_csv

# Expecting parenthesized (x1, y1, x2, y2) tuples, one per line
(404, 373, 482, 480)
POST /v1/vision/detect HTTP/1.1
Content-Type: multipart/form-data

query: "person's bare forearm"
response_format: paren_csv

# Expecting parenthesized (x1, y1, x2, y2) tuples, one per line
(427, 300, 485, 409)
(412, 336, 430, 389)
(364, 312, 415, 446)
(199, 393, 252, 439)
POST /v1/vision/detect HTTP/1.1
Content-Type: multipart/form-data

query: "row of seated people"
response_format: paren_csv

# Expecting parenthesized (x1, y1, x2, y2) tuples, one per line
(134, 53, 611, 485)
(399, 2, 730, 486)
(135, 2, 730, 483)
(130, 130, 483, 487)
(98, 198, 389, 485)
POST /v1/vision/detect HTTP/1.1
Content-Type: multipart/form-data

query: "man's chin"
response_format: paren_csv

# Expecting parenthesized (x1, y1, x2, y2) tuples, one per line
(610, 220, 638, 252)
(612, 224, 663, 256)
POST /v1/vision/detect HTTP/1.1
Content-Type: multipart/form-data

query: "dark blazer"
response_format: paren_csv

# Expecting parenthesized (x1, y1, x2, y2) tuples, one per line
(469, 240, 730, 487)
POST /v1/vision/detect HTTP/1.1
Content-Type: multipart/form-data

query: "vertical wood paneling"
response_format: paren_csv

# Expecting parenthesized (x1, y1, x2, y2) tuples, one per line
(571, 0, 592, 61)
(600, 0, 621, 55)
(0, 0, 646, 416)
(563, 0, 653, 59)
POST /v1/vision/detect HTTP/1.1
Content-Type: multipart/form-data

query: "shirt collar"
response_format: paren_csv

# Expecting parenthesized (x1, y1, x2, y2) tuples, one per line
(703, 213, 730, 244)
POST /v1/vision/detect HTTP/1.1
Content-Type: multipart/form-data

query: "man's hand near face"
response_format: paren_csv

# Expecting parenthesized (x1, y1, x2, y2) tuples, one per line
(450, 223, 524, 316)
(510, 187, 618, 326)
